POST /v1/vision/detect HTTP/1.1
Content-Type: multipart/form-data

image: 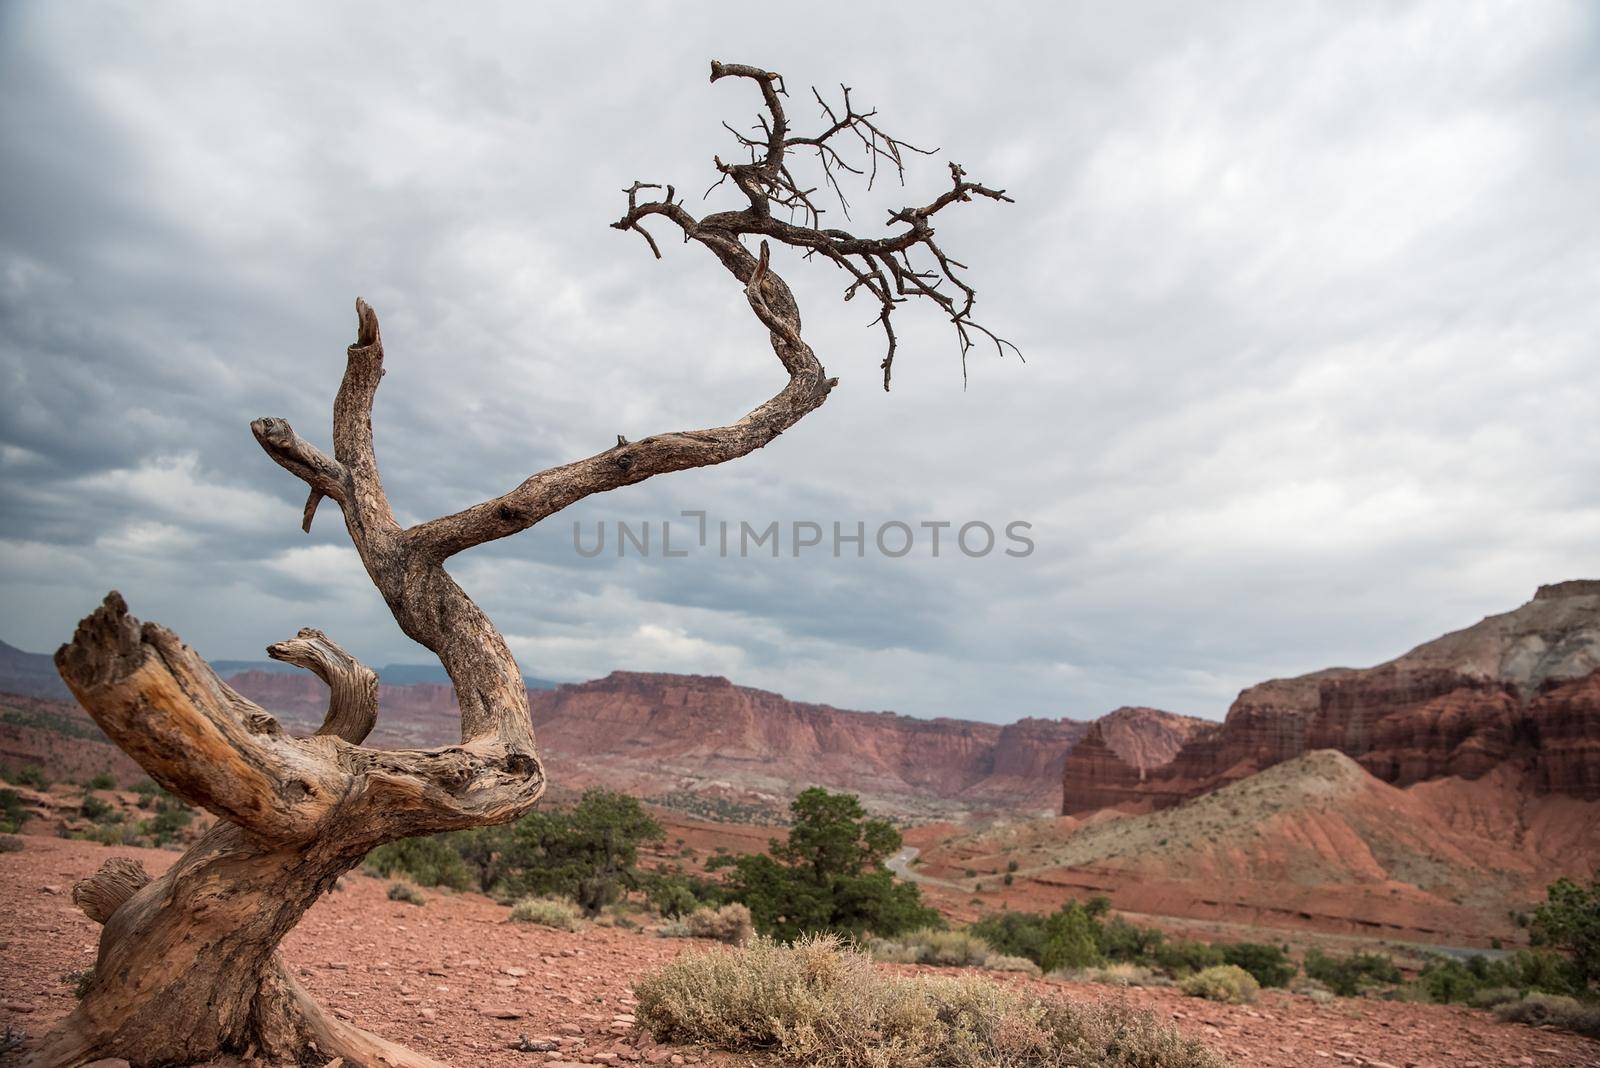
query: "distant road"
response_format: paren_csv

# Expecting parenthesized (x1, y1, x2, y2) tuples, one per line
(887, 846, 973, 891)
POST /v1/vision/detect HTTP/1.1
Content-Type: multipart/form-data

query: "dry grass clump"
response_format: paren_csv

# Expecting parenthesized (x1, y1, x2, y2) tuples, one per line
(659, 903, 754, 944)
(508, 895, 583, 931)
(868, 928, 991, 968)
(983, 953, 1042, 976)
(1493, 993, 1600, 1038)
(1180, 965, 1259, 1005)
(634, 934, 1227, 1068)
(386, 881, 426, 906)
(1055, 962, 1170, 988)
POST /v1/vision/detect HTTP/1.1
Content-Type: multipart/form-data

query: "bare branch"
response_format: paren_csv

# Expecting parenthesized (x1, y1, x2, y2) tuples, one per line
(267, 627, 379, 744)
(54, 593, 352, 840)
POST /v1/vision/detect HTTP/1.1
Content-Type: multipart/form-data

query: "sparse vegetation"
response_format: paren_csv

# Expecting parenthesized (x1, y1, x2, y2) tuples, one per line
(869, 928, 991, 968)
(0, 788, 29, 833)
(634, 934, 1226, 1068)
(1181, 964, 1260, 1004)
(86, 772, 117, 790)
(366, 834, 475, 890)
(1220, 942, 1296, 988)
(710, 787, 941, 940)
(1493, 992, 1600, 1038)
(508, 896, 583, 931)
(1531, 875, 1599, 989)
(387, 881, 426, 906)
(1303, 948, 1400, 997)
(660, 903, 755, 945)
(7, 764, 50, 788)
(0, 834, 23, 852)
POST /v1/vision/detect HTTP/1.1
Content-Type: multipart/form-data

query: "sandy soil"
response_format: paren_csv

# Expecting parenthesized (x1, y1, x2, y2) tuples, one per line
(3, 836, 1596, 1068)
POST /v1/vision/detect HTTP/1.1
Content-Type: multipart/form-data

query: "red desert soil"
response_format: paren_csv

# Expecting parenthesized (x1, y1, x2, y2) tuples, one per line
(3, 837, 1597, 1068)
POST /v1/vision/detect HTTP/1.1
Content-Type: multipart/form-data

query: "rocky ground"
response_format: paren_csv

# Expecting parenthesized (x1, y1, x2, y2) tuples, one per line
(3, 836, 1597, 1068)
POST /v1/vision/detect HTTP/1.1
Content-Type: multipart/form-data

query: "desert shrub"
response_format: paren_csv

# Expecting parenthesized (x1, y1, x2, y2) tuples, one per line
(870, 928, 992, 968)
(1097, 917, 1166, 962)
(1418, 948, 1583, 1003)
(79, 794, 114, 822)
(496, 789, 664, 915)
(1221, 942, 1296, 988)
(1303, 949, 1400, 997)
(1493, 992, 1600, 1038)
(983, 954, 1041, 975)
(680, 903, 754, 945)
(365, 835, 474, 890)
(86, 772, 117, 790)
(645, 873, 702, 919)
(1468, 985, 1521, 1009)
(0, 789, 28, 833)
(508, 895, 583, 931)
(84, 821, 140, 846)
(1055, 962, 1167, 988)
(1039, 901, 1102, 972)
(969, 911, 1050, 965)
(634, 934, 1227, 1068)
(1181, 964, 1260, 1004)
(387, 881, 426, 906)
(136, 794, 193, 846)
(1531, 875, 1600, 989)
(7, 765, 48, 789)
(1153, 940, 1225, 977)
(0, 834, 23, 852)
(710, 787, 940, 940)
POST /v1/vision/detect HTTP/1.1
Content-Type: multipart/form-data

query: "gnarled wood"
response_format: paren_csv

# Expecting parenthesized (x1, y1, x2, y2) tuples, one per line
(73, 857, 150, 925)
(32, 59, 1012, 1067)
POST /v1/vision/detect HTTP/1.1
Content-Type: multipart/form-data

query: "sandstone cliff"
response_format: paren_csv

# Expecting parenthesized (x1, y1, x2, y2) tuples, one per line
(1063, 581, 1600, 813)
(222, 666, 1194, 815)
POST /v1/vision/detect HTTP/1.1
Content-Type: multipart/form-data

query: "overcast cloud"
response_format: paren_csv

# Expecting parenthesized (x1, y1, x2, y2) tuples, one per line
(2, 1, 1597, 723)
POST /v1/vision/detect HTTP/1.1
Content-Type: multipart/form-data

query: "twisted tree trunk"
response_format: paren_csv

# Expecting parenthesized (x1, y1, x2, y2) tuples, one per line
(25, 59, 1010, 1067)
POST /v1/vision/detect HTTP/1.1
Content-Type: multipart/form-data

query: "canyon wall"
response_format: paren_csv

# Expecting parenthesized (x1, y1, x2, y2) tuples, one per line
(1063, 582, 1600, 813)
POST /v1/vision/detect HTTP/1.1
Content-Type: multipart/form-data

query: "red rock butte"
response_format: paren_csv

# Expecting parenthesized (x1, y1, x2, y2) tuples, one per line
(1062, 581, 1600, 814)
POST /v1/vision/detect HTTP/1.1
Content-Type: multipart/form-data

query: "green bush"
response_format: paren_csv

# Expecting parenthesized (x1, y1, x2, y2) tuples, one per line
(0, 789, 28, 833)
(495, 789, 664, 915)
(1493, 992, 1600, 1038)
(509, 895, 583, 931)
(970, 911, 1050, 965)
(135, 794, 193, 847)
(387, 881, 426, 906)
(1039, 902, 1103, 972)
(365, 835, 474, 890)
(1303, 949, 1400, 997)
(8, 765, 48, 789)
(1180, 964, 1260, 1004)
(634, 934, 1227, 1068)
(1531, 875, 1599, 989)
(710, 787, 940, 940)
(79, 794, 114, 823)
(1417, 948, 1583, 1003)
(86, 773, 117, 790)
(1153, 940, 1225, 977)
(1220, 943, 1296, 988)
(1097, 917, 1166, 962)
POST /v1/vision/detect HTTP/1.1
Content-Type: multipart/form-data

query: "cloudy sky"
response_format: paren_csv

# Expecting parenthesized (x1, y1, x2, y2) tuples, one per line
(2, 2, 1596, 723)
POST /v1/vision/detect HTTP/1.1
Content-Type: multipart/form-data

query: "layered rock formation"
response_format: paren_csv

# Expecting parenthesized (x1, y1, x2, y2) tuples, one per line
(219, 666, 1197, 815)
(524, 671, 1091, 812)
(1064, 581, 1600, 813)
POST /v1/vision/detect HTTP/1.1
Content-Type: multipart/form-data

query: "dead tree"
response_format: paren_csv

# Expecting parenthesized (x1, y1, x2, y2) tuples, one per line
(30, 60, 1012, 1068)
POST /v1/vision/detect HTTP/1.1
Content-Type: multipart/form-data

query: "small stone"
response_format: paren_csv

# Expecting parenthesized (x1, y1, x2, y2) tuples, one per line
(482, 1006, 524, 1020)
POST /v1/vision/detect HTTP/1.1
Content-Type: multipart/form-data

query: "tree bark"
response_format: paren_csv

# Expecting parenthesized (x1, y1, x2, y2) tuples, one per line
(26, 60, 1010, 1067)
